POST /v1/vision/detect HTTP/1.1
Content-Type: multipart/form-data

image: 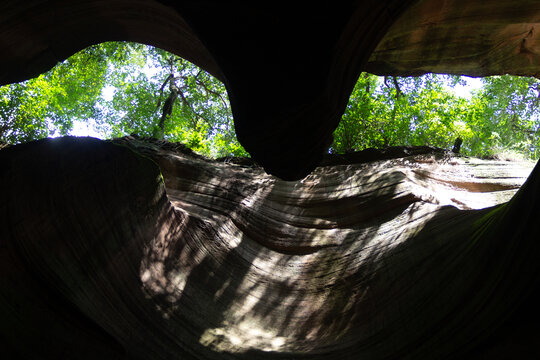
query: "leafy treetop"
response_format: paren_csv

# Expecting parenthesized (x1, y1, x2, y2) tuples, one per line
(1, 42, 539, 160)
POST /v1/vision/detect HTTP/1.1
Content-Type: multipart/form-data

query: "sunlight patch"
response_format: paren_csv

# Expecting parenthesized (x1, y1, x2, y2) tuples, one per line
(199, 319, 288, 353)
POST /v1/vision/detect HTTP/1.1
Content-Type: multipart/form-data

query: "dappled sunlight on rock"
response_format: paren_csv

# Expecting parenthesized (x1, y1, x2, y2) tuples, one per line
(124, 137, 536, 356)
(200, 319, 288, 353)
(2, 136, 539, 358)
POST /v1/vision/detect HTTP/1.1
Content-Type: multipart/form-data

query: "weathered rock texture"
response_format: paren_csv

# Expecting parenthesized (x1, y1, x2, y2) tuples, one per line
(2, 137, 539, 359)
(2, 1, 539, 179)
(366, 0, 540, 78)
(2, 2, 540, 357)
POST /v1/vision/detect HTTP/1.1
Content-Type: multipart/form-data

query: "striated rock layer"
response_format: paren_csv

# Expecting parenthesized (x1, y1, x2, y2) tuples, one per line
(367, 0, 540, 78)
(2, 136, 539, 359)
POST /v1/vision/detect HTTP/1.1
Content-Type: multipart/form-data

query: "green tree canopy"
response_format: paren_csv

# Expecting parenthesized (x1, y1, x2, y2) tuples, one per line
(0, 42, 246, 157)
(1, 41, 539, 161)
(332, 73, 540, 160)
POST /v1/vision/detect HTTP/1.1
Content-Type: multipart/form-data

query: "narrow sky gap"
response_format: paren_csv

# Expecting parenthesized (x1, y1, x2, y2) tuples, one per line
(452, 76, 483, 99)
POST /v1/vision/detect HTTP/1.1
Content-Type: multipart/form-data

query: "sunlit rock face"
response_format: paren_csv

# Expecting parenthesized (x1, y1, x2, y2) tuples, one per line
(2, 137, 539, 359)
(367, 0, 540, 78)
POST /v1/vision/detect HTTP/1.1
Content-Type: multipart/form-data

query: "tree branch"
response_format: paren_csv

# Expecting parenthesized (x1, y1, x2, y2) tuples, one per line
(393, 76, 402, 100)
(177, 86, 212, 128)
(194, 72, 229, 109)
(156, 74, 173, 110)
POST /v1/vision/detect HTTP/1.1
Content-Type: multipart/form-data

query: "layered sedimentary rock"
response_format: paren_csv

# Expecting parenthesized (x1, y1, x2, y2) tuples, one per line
(2, 137, 539, 359)
(366, 0, 540, 78)
(2, 2, 540, 357)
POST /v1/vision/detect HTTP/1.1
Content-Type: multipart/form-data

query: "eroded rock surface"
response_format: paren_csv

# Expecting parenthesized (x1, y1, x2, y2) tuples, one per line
(367, 0, 540, 78)
(2, 137, 539, 359)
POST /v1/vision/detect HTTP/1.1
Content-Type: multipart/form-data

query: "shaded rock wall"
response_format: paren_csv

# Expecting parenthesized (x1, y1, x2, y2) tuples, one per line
(2, 137, 539, 359)
(0, 0, 221, 85)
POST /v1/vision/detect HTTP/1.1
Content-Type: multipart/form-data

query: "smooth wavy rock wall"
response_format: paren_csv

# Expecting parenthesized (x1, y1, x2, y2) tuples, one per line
(1, 137, 539, 359)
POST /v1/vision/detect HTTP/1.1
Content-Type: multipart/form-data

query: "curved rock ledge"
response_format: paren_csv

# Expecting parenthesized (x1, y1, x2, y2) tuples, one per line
(1, 137, 539, 359)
